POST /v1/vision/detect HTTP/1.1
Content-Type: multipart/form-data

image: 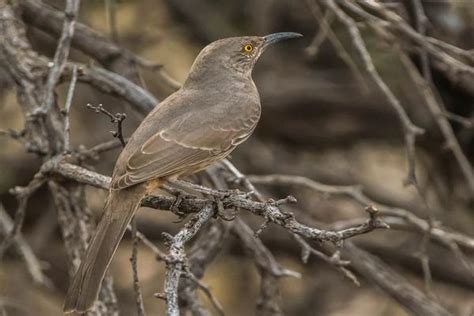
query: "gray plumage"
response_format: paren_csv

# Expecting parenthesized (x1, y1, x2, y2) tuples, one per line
(64, 32, 302, 313)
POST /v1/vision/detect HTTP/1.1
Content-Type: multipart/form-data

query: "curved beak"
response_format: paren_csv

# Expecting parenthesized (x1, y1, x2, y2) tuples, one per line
(263, 32, 303, 49)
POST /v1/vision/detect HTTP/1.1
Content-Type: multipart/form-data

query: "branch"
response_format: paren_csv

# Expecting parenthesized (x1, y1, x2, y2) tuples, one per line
(340, 0, 474, 95)
(48, 161, 389, 243)
(0, 3, 119, 311)
(336, 0, 474, 194)
(232, 219, 300, 316)
(86, 103, 127, 147)
(319, 0, 424, 186)
(305, 1, 367, 90)
(399, 53, 474, 194)
(247, 174, 474, 251)
(36, 0, 80, 115)
(343, 242, 453, 316)
(0, 173, 45, 258)
(62, 64, 77, 152)
(70, 64, 157, 115)
(20, 0, 180, 89)
(178, 222, 228, 316)
(130, 218, 146, 316)
(0, 203, 50, 286)
(162, 203, 215, 316)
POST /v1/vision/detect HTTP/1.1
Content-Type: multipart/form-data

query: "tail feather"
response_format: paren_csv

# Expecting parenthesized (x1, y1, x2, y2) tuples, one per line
(64, 185, 146, 313)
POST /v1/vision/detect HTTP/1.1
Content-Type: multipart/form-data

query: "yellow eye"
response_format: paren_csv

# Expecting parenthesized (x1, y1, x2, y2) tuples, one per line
(243, 44, 253, 53)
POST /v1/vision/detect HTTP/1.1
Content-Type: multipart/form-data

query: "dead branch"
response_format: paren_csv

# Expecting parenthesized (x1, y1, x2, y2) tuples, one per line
(178, 222, 228, 316)
(36, 0, 79, 115)
(0, 2, 118, 313)
(0, 172, 45, 258)
(130, 218, 146, 316)
(162, 203, 215, 316)
(247, 174, 474, 251)
(0, 203, 49, 286)
(319, 0, 425, 186)
(86, 103, 127, 147)
(19, 0, 180, 89)
(343, 242, 453, 316)
(63, 64, 77, 152)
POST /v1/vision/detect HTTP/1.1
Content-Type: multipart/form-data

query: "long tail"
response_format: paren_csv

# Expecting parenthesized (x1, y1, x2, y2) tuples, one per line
(64, 184, 146, 313)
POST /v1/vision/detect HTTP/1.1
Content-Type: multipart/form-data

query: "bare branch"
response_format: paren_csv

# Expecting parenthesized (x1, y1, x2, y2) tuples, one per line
(36, 0, 80, 115)
(399, 53, 474, 194)
(247, 174, 474, 251)
(20, 0, 180, 88)
(71, 64, 157, 115)
(0, 173, 45, 258)
(86, 103, 127, 147)
(305, 0, 368, 90)
(178, 222, 228, 316)
(63, 64, 77, 152)
(232, 219, 299, 316)
(130, 218, 146, 316)
(344, 242, 453, 316)
(0, 203, 50, 286)
(410, 0, 431, 82)
(104, 0, 119, 43)
(319, 0, 424, 186)
(163, 203, 215, 316)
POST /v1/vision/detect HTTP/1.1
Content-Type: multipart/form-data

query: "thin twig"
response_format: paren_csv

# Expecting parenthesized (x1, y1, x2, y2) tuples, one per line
(305, 0, 368, 91)
(320, 0, 425, 186)
(130, 218, 146, 316)
(292, 234, 359, 286)
(86, 103, 127, 147)
(36, 0, 80, 115)
(399, 54, 474, 194)
(183, 268, 225, 316)
(63, 64, 78, 152)
(411, 0, 431, 82)
(222, 161, 363, 288)
(105, 0, 120, 43)
(438, 111, 474, 129)
(133, 56, 182, 91)
(0, 203, 50, 286)
(305, 7, 335, 58)
(0, 174, 45, 258)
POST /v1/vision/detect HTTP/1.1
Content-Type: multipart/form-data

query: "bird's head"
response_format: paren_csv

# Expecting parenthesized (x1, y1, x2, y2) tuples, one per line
(184, 32, 303, 87)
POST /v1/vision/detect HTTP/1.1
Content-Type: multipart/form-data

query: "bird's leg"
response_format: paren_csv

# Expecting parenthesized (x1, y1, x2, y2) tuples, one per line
(170, 192, 187, 221)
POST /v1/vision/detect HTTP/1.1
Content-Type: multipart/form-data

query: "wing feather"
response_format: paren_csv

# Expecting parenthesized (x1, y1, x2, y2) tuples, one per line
(111, 102, 260, 190)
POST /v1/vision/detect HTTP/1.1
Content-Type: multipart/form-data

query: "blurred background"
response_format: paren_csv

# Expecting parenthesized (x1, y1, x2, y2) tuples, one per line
(0, 0, 473, 315)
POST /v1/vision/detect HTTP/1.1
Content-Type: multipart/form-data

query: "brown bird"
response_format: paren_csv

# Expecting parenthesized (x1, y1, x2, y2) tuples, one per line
(64, 32, 302, 313)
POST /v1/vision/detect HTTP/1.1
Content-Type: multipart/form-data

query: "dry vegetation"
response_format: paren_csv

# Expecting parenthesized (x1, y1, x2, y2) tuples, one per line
(0, 0, 473, 315)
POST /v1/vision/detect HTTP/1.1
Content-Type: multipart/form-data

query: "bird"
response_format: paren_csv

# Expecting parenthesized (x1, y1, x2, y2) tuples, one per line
(64, 32, 302, 313)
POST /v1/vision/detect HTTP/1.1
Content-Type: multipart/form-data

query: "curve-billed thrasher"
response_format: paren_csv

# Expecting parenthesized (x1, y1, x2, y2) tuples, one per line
(64, 32, 302, 313)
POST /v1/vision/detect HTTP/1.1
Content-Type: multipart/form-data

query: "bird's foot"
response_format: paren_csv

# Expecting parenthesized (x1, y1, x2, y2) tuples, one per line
(170, 192, 189, 222)
(211, 196, 236, 221)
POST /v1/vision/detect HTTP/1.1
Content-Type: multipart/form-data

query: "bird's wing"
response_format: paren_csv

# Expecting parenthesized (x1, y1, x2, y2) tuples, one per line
(111, 109, 259, 190)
